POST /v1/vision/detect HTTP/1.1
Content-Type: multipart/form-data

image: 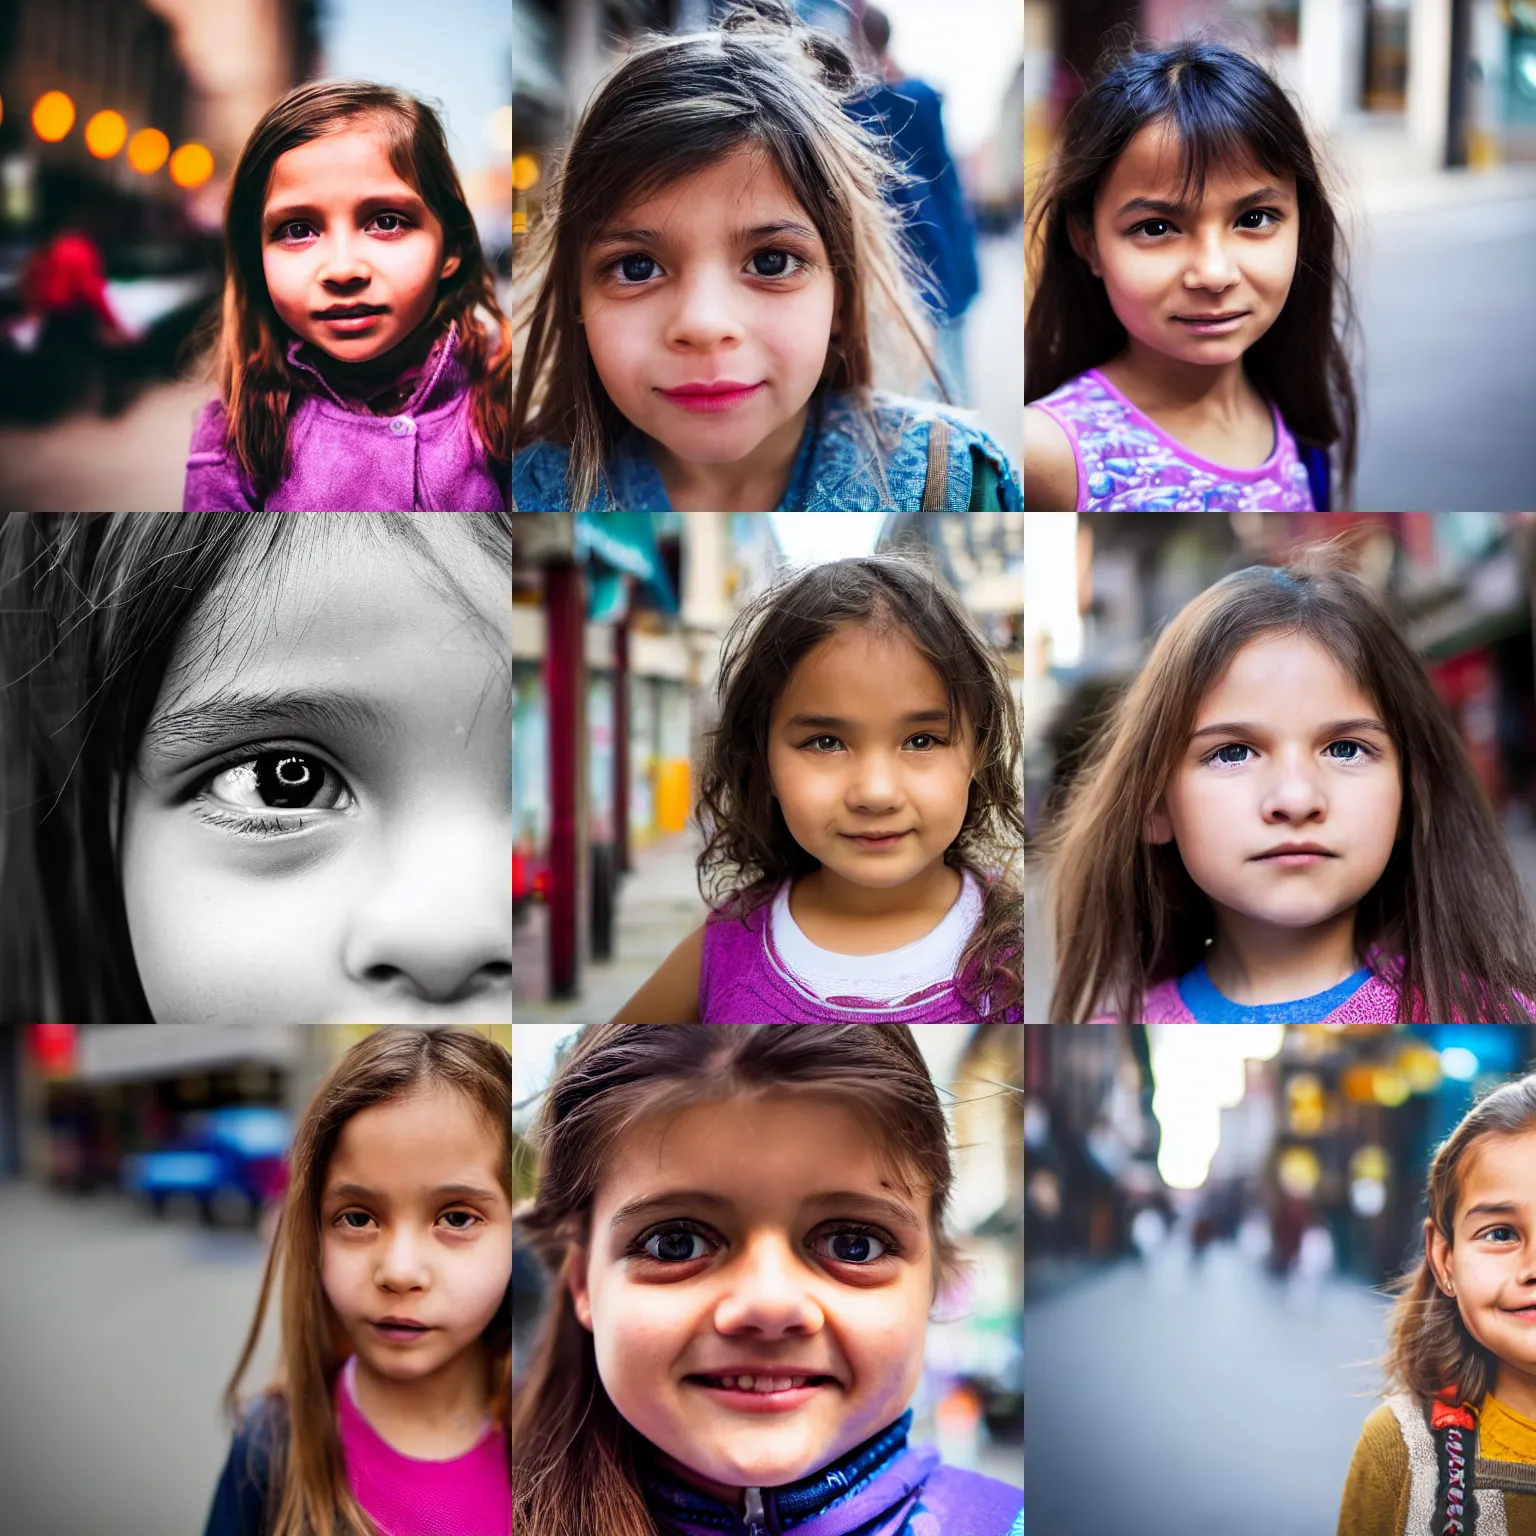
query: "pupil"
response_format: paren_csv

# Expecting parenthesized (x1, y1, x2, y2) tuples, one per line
(621, 254, 652, 282)
(256, 752, 322, 808)
(756, 251, 788, 276)
(658, 1232, 695, 1261)
(834, 1234, 871, 1262)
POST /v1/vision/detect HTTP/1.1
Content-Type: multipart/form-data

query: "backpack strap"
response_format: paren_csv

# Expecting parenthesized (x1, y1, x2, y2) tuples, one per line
(920, 418, 949, 510)
(1431, 1388, 1478, 1536)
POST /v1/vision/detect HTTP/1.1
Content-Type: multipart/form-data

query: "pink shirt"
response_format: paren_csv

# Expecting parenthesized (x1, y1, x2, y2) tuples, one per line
(336, 1354, 510, 1536)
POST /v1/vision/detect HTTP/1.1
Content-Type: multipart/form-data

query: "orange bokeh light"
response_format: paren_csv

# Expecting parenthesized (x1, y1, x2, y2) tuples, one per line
(84, 109, 128, 159)
(127, 127, 170, 174)
(169, 142, 214, 188)
(32, 90, 76, 142)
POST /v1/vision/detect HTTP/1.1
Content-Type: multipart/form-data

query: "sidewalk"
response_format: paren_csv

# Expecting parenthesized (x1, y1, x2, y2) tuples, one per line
(513, 828, 710, 1024)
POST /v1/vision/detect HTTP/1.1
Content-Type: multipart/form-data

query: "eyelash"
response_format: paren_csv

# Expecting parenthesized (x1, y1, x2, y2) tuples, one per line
(1200, 739, 1378, 769)
(1130, 208, 1282, 240)
(625, 1218, 901, 1266)
(1480, 1224, 1520, 1243)
(600, 248, 810, 286)
(799, 733, 948, 754)
(335, 1209, 483, 1233)
(188, 743, 354, 839)
(271, 211, 414, 245)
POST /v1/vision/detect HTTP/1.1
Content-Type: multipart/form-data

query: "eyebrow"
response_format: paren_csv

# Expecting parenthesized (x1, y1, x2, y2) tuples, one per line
(607, 1188, 923, 1233)
(326, 1182, 504, 1205)
(589, 220, 820, 251)
(1115, 186, 1288, 220)
(140, 688, 391, 764)
(264, 193, 429, 229)
(1463, 1201, 1524, 1226)
(1187, 716, 1389, 744)
(785, 709, 952, 731)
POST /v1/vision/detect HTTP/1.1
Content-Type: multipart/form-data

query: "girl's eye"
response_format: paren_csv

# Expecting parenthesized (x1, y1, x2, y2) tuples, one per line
(340, 1211, 373, 1230)
(368, 211, 410, 235)
(614, 253, 660, 284)
(749, 249, 802, 279)
(276, 221, 315, 244)
(804, 735, 844, 753)
(638, 1223, 715, 1263)
(1237, 208, 1280, 229)
(1483, 1224, 1520, 1243)
(1207, 743, 1252, 766)
(193, 749, 353, 837)
(1325, 739, 1373, 762)
(1133, 218, 1176, 239)
(906, 734, 947, 751)
(814, 1227, 894, 1265)
(440, 1210, 481, 1231)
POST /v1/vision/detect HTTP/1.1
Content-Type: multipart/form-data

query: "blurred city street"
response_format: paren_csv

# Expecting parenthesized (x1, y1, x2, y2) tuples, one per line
(0, 1179, 277, 1536)
(968, 231, 1024, 473)
(1026, 1240, 1392, 1536)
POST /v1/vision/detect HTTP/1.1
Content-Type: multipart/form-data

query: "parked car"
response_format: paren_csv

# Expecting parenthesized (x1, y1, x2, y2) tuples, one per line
(121, 1105, 291, 1228)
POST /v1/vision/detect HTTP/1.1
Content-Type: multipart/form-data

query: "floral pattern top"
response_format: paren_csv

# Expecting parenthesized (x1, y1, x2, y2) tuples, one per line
(1033, 367, 1315, 512)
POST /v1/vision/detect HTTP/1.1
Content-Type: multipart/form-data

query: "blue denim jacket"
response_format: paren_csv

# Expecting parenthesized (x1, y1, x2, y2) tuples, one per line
(511, 388, 1022, 511)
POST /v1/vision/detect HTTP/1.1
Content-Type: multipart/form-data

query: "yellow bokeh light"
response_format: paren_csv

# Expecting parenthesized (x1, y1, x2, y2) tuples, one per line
(33, 90, 76, 143)
(84, 109, 128, 159)
(127, 127, 170, 174)
(512, 154, 540, 193)
(169, 142, 214, 188)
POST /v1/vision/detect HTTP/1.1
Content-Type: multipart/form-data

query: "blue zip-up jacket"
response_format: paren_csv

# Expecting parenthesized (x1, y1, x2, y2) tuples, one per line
(511, 389, 1022, 511)
(642, 1411, 1023, 1536)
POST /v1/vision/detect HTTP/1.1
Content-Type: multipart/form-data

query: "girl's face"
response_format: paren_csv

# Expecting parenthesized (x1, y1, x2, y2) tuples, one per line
(1148, 634, 1402, 934)
(579, 147, 839, 472)
(569, 1091, 933, 1496)
(321, 1085, 512, 1393)
(120, 519, 511, 1024)
(1075, 120, 1299, 369)
(262, 123, 461, 364)
(766, 626, 975, 895)
(1428, 1129, 1536, 1414)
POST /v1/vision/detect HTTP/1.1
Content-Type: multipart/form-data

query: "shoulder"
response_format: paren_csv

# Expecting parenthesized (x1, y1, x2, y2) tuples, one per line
(608, 922, 705, 1023)
(184, 398, 260, 512)
(510, 439, 572, 511)
(1337, 1401, 1415, 1536)
(1141, 976, 1195, 1023)
(1024, 404, 1077, 510)
(860, 393, 1023, 510)
(188, 396, 229, 455)
(1328, 973, 1403, 1024)
(204, 1395, 287, 1536)
(917, 1463, 1024, 1533)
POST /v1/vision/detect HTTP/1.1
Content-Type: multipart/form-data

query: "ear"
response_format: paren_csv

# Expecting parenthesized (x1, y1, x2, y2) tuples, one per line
(439, 251, 462, 282)
(1425, 1218, 1455, 1298)
(1145, 797, 1174, 846)
(567, 1246, 594, 1332)
(1067, 216, 1102, 279)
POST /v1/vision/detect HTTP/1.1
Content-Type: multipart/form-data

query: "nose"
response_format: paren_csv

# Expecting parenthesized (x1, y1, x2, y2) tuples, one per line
(341, 814, 512, 1014)
(665, 264, 743, 352)
(845, 749, 901, 814)
(374, 1224, 433, 1291)
(1183, 226, 1240, 292)
(712, 1234, 825, 1339)
(1260, 749, 1327, 825)
(317, 230, 372, 290)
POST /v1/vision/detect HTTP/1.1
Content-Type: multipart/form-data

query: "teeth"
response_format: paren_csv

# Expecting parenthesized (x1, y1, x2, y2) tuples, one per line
(710, 1375, 810, 1392)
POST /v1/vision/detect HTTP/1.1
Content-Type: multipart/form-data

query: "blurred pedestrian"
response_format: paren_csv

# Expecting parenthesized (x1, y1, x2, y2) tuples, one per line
(1043, 544, 1536, 1023)
(1024, 40, 1359, 512)
(1337, 1073, 1536, 1535)
(610, 554, 1023, 1023)
(511, 1024, 1025, 1535)
(511, 0, 1020, 513)
(846, 4, 980, 407)
(185, 80, 511, 511)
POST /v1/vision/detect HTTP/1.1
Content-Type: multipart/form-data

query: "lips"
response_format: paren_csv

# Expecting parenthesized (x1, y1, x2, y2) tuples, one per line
(1252, 843, 1336, 860)
(1174, 311, 1248, 322)
(313, 303, 388, 319)
(374, 1316, 431, 1330)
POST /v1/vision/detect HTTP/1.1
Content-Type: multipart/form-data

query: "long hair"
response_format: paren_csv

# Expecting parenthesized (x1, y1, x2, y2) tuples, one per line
(695, 552, 1023, 1021)
(0, 512, 513, 1023)
(1384, 1073, 1536, 1407)
(1025, 38, 1360, 505)
(208, 80, 511, 494)
(512, 1023, 973, 1536)
(511, 0, 942, 512)
(224, 1027, 511, 1536)
(1044, 541, 1536, 1024)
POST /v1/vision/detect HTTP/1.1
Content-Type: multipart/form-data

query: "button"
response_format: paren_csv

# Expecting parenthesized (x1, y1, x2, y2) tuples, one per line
(389, 417, 415, 437)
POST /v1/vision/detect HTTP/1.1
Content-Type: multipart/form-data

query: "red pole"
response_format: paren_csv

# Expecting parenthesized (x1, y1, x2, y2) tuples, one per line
(544, 559, 584, 998)
(614, 602, 631, 876)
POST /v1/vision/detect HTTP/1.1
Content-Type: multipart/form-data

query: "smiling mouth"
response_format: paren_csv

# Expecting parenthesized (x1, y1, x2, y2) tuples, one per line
(687, 1374, 835, 1393)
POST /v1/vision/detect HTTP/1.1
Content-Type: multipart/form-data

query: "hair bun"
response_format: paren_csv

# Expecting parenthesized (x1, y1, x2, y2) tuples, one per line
(721, 0, 858, 93)
(721, 0, 799, 35)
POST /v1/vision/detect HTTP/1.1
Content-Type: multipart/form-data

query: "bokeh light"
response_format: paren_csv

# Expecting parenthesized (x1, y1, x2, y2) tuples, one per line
(487, 105, 513, 155)
(169, 142, 214, 188)
(32, 91, 76, 143)
(127, 127, 170, 174)
(84, 109, 128, 159)
(512, 154, 540, 193)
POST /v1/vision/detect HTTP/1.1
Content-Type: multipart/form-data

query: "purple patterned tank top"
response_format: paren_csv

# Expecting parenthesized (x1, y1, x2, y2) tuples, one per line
(1035, 367, 1315, 512)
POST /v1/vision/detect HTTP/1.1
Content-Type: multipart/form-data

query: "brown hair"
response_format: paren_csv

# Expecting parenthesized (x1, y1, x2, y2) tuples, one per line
(1384, 1073, 1536, 1406)
(1044, 541, 1536, 1023)
(512, 1023, 971, 1536)
(510, 0, 941, 512)
(208, 80, 511, 494)
(695, 552, 1023, 1021)
(224, 1027, 511, 1536)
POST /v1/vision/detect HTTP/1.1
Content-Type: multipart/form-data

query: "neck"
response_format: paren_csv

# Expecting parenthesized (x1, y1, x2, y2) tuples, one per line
(1105, 337, 1254, 418)
(309, 316, 443, 396)
(1493, 1363, 1536, 1425)
(348, 1337, 491, 1452)
(1201, 903, 1361, 1006)
(650, 402, 808, 511)
(801, 856, 961, 924)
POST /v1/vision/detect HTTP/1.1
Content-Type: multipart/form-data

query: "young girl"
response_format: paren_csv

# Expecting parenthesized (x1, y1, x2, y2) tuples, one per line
(611, 554, 1023, 1023)
(513, 1023, 1024, 1536)
(0, 512, 511, 1024)
(185, 80, 510, 511)
(510, 0, 1021, 512)
(1024, 39, 1359, 512)
(1338, 1072, 1536, 1535)
(204, 1026, 511, 1536)
(1044, 544, 1536, 1023)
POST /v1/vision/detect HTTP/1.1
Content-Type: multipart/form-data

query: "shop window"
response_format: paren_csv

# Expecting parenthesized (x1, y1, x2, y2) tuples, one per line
(1362, 0, 1410, 112)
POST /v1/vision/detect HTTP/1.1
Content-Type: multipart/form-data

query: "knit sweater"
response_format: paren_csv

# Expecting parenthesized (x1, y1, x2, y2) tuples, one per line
(641, 1411, 1023, 1536)
(1337, 1394, 1536, 1536)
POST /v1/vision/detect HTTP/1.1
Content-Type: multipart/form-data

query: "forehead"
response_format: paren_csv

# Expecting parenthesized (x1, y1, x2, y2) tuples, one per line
(1099, 118, 1294, 210)
(1196, 634, 1375, 722)
(772, 626, 949, 721)
(327, 1086, 502, 1185)
(1459, 1129, 1536, 1210)
(265, 123, 417, 207)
